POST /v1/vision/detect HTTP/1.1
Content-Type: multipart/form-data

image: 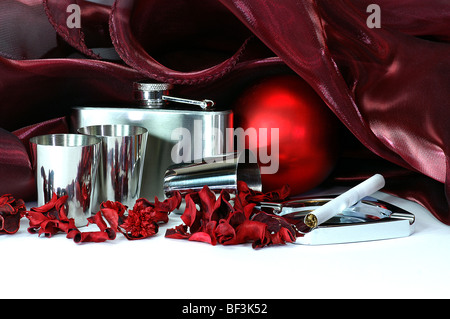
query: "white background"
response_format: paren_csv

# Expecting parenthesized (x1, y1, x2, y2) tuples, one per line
(2, 191, 450, 299)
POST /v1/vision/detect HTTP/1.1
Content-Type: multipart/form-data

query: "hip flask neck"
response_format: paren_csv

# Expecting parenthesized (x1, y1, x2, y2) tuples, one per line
(133, 81, 215, 110)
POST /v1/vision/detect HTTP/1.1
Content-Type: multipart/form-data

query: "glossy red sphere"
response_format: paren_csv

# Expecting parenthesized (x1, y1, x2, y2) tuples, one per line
(233, 75, 340, 195)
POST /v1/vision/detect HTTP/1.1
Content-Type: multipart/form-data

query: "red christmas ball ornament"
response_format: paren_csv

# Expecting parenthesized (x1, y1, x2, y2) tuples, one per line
(233, 74, 340, 195)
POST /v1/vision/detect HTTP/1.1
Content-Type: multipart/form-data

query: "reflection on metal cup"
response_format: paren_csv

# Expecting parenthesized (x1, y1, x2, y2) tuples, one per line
(78, 124, 148, 210)
(30, 134, 102, 227)
(163, 150, 262, 198)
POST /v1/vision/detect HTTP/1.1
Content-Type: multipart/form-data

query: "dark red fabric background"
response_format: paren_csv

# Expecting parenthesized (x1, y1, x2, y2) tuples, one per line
(0, 0, 449, 222)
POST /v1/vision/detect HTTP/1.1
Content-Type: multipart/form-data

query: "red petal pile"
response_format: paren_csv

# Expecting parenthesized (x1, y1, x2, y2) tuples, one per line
(165, 182, 296, 249)
(3, 181, 295, 249)
(25, 192, 182, 243)
(0, 194, 26, 234)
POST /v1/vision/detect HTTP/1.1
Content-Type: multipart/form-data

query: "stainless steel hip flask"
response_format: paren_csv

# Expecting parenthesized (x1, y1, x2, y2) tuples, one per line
(71, 82, 233, 202)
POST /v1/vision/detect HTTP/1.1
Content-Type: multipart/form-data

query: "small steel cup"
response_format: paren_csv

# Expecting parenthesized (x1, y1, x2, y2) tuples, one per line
(30, 134, 102, 227)
(78, 124, 148, 210)
(163, 150, 262, 198)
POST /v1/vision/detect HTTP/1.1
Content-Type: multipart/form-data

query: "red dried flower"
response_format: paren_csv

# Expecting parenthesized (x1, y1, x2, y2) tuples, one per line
(0, 194, 26, 234)
(120, 204, 159, 239)
(119, 193, 182, 240)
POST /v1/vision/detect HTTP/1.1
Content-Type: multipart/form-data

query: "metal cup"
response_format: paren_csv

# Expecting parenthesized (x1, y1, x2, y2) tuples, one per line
(77, 124, 148, 210)
(163, 150, 262, 198)
(30, 134, 102, 227)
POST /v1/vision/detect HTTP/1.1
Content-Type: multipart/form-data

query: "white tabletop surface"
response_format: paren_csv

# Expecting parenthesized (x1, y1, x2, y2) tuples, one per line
(2, 191, 450, 299)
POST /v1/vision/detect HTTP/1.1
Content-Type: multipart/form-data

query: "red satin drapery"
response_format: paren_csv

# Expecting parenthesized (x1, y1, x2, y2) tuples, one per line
(0, 0, 449, 222)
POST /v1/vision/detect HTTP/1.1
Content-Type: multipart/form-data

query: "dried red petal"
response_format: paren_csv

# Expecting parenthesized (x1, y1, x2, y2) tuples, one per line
(101, 200, 127, 217)
(0, 213, 21, 234)
(189, 231, 215, 245)
(236, 181, 290, 204)
(29, 193, 58, 214)
(34, 220, 59, 238)
(26, 211, 51, 233)
(155, 191, 182, 214)
(98, 201, 127, 233)
(25, 193, 78, 237)
(0, 200, 14, 214)
(27, 209, 77, 238)
(270, 227, 297, 245)
(180, 192, 203, 232)
(0, 194, 26, 234)
(71, 230, 114, 243)
(215, 219, 236, 244)
(243, 203, 257, 220)
(211, 190, 233, 222)
(198, 186, 217, 221)
(226, 210, 246, 228)
(252, 211, 296, 245)
(233, 220, 269, 248)
(165, 224, 191, 239)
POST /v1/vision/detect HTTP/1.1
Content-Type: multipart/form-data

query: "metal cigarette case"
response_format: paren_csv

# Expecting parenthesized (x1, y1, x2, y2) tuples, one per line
(259, 196, 415, 245)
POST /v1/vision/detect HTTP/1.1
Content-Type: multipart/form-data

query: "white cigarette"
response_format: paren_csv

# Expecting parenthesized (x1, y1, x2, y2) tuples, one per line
(304, 174, 386, 228)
